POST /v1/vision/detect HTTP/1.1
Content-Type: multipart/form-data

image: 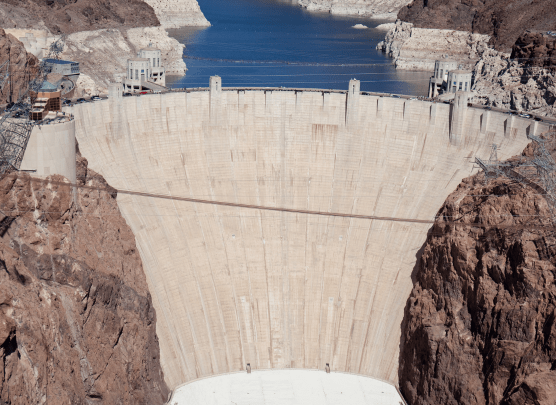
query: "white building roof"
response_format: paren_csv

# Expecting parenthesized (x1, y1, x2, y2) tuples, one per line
(170, 369, 405, 405)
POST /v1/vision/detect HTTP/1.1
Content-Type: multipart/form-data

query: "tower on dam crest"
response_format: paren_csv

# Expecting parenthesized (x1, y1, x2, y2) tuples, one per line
(63, 78, 549, 404)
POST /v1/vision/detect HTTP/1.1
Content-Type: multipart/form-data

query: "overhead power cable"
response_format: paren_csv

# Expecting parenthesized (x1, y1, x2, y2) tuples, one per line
(8, 175, 554, 231)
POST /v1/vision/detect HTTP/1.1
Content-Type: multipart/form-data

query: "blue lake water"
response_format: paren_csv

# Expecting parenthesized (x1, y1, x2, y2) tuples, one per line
(166, 0, 430, 94)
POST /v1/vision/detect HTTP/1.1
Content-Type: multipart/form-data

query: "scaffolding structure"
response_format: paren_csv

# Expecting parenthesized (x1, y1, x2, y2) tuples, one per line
(475, 128, 556, 221)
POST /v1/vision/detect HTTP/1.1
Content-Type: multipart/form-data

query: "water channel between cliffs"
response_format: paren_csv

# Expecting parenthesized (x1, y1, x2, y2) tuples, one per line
(166, 0, 431, 94)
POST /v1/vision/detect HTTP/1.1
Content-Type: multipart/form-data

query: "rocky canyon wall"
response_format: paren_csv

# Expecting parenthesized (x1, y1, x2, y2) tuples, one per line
(0, 29, 38, 104)
(376, 20, 489, 71)
(0, 151, 169, 404)
(473, 48, 556, 118)
(0, 0, 160, 35)
(397, 0, 556, 52)
(142, 0, 210, 28)
(399, 138, 556, 405)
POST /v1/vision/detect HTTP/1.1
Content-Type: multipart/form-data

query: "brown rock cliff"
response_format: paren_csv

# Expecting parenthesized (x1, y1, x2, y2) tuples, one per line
(511, 32, 556, 69)
(0, 28, 38, 104)
(399, 142, 556, 404)
(0, 149, 169, 404)
(0, 0, 160, 34)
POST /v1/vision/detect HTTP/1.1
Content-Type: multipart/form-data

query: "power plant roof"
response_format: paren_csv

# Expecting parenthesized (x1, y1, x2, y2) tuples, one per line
(44, 58, 77, 65)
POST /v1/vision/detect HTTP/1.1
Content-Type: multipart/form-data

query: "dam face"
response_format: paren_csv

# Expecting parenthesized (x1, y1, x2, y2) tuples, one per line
(71, 86, 548, 392)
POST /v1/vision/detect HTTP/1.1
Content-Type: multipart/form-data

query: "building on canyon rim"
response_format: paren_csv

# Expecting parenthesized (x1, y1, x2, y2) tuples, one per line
(13, 77, 553, 404)
(123, 45, 167, 93)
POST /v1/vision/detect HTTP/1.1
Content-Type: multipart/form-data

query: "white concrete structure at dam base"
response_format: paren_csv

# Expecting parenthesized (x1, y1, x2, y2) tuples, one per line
(51, 79, 552, 403)
(20, 116, 76, 183)
(169, 369, 404, 405)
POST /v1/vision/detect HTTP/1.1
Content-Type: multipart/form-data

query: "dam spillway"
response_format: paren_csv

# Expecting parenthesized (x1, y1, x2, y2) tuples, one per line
(70, 84, 549, 395)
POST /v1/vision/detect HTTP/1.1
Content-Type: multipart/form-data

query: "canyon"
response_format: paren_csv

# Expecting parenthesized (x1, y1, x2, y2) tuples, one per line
(1, 0, 555, 403)
(70, 86, 549, 399)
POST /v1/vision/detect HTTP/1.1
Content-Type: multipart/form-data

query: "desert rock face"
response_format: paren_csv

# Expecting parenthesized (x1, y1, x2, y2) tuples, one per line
(399, 144, 556, 405)
(0, 151, 169, 404)
(473, 48, 556, 117)
(297, 0, 412, 19)
(511, 32, 556, 69)
(376, 20, 490, 71)
(0, 0, 160, 34)
(142, 0, 210, 28)
(397, 0, 556, 52)
(0, 29, 38, 104)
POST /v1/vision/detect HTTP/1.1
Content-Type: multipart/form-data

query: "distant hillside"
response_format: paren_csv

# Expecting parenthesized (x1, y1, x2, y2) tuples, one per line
(397, 0, 556, 51)
(0, 0, 160, 34)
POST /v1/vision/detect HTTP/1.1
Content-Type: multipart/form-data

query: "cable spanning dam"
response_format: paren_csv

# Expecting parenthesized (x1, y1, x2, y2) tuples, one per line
(69, 80, 549, 402)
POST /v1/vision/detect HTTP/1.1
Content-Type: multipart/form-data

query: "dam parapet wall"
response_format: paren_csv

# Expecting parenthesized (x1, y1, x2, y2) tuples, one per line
(68, 84, 550, 391)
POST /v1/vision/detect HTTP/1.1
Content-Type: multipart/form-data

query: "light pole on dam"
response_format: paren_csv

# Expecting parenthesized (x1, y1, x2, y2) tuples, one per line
(38, 77, 551, 405)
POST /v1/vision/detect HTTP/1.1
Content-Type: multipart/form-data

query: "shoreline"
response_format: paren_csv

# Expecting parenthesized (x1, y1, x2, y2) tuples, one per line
(376, 20, 556, 117)
(296, 0, 410, 20)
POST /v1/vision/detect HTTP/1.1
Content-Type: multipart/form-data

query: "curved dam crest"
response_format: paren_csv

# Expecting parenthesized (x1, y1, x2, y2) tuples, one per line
(70, 86, 548, 389)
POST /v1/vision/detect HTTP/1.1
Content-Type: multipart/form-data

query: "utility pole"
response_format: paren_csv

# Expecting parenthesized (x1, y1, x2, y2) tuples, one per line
(8, 46, 12, 104)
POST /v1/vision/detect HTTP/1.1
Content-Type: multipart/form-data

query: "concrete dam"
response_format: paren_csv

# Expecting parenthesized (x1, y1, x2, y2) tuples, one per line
(68, 79, 549, 403)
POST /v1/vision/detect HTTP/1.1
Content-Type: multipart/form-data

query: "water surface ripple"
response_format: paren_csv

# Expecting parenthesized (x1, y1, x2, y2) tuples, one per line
(167, 0, 430, 94)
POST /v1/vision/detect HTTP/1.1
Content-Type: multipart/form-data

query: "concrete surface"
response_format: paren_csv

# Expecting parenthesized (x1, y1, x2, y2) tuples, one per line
(169, 369, 404, 405)
(70, 86, 550, 391)
(20, 117, 76, 182)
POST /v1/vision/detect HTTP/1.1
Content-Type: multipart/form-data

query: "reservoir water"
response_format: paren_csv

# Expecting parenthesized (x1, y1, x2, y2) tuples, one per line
(167, 0, 430, 94)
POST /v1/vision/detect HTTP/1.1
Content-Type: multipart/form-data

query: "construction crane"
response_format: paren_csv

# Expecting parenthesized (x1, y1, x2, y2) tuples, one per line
(0, 35, 67, 176)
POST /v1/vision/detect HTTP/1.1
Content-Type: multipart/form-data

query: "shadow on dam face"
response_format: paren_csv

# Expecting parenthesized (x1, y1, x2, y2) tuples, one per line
(71, 88, 549, 390)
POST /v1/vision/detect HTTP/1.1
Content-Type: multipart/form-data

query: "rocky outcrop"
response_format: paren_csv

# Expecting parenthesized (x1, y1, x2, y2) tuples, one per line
(376, 20, 490, 71)
(0, 149, 169, 404)
(0, 28, 38, 104)
(297, 0, 412, 19)
(397, 0, 556, 52)
(473, 48, 556, 117)
(511, 32, 556, 70)
(0, 0, 160, 35)
(399, 140, 556, 405)
(59, 27, 186, 96)
(142, 0, 210, 28)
